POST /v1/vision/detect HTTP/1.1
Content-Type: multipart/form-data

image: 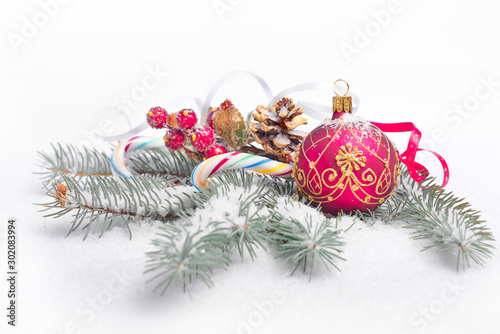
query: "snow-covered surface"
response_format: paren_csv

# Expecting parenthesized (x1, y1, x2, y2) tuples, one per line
(190, 185, 263, 230)
(2, 1, 500, 333)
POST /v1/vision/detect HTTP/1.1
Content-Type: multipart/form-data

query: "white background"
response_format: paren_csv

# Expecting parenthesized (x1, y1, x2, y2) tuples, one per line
(1, 0, 500, 333)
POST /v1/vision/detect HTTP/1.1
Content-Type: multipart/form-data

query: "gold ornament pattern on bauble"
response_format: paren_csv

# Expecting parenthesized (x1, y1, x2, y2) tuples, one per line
(292, 117, 400, 205)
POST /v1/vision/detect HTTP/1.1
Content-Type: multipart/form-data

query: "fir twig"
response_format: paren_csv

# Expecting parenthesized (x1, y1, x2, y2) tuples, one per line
(180, 170, 273, 261)
(128, 148, 198, 179)
(360, 166, 495, 269)
(145, 224, 231, 294)
(35, 143, 113, 184)
(38, 175, 195, 240)
(400, 180, 495, 270)
(145, 170, 274, 291)
(36, 143, 198, 185)
(268, 197, 345, 279)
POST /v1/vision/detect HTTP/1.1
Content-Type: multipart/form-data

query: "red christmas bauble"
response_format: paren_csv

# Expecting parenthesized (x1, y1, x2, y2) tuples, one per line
(292, 114, 400, 215)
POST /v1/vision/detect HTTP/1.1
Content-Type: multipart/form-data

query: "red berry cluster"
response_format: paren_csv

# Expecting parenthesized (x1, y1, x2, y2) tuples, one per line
(146, 106, 226, 158)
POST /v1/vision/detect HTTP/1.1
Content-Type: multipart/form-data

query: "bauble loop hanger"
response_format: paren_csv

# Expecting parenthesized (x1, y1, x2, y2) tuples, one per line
(333, 79, 349, 96)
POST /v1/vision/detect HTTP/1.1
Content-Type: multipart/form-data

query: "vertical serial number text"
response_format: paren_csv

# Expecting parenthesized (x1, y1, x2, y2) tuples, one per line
(7, 218, 17, 326)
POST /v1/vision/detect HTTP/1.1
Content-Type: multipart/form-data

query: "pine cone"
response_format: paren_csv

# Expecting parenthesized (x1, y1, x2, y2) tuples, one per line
(212, 99, 248, 150)
(249, 97, 308, 162)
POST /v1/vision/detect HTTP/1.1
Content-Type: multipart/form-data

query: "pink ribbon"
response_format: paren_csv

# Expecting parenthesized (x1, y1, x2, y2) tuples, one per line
(370, 121, 449, 187)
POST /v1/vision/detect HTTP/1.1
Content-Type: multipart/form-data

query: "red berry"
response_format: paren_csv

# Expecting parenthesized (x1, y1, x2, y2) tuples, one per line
(164, 128, 186, 150)
(190, 125, 215, 152)
(220, 99, 233, 111)
(146, 107, 168, 129)
(176, 108, 198, 131)
(206, 107, 219, 129)
(203, 144, 227, 159)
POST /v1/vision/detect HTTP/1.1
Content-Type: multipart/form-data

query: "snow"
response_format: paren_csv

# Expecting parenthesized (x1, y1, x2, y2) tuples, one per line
(189, 185, 263, 230)
(260, 108, 280, 122)
(68, 183, 195, 217)
(273, 196, 331, 241)
(273, 133, 290, 146)
(323, 115, 384, 151)
(338, 112, 361, 124)
(287, 130, 308, 139)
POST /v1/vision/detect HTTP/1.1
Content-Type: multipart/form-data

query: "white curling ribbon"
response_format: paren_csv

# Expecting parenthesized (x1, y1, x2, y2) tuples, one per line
(200, 70, 274, 123)
(267, 82, 359, 117)
(100, 121, 151, 143)
(89, 105, 140, 142)
(295, 101, 334, 121)
(98, 71, 359, 143)
(110, 136, 164, 179)
(191, 152, 293, 191)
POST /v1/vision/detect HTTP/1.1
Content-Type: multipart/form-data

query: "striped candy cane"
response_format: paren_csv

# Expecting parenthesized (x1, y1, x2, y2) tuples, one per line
(110, 136, 164, 179)
(191, 152, 293, 191)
